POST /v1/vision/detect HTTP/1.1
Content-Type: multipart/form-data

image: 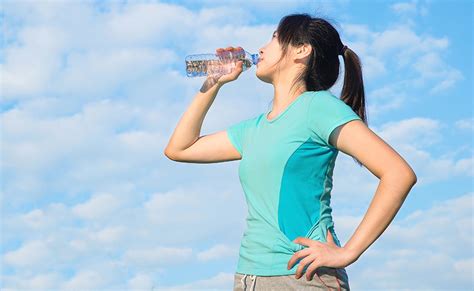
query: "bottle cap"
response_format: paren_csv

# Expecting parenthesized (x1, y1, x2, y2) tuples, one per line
(251, 53, 259, 65)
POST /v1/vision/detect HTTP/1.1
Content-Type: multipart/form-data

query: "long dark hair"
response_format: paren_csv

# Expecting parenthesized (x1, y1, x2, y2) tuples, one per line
(272, 13, 367, 166)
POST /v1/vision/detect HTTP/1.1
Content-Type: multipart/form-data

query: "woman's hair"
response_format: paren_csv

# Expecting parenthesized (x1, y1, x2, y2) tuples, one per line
(273, 13, 367, 166)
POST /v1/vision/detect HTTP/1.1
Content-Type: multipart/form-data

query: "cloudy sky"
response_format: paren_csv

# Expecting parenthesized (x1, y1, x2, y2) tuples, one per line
(1, 0, 472, 290)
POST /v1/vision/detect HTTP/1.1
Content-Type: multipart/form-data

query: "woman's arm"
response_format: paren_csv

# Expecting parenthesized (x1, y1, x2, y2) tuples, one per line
(329, 119, 418, 264)
(163, 77, 243, 163)
(164, 76, 222, 157)
(164, 47, 245, 162)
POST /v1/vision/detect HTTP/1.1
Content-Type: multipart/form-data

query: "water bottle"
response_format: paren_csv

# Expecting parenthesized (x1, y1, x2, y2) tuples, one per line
(185, 47, 259, 77)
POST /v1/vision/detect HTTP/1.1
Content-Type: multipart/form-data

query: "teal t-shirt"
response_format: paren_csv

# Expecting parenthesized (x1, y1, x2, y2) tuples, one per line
(226, 90, 362, 276)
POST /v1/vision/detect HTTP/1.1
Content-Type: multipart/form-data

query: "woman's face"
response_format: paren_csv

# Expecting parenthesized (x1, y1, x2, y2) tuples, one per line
(256, 30, 287, 84)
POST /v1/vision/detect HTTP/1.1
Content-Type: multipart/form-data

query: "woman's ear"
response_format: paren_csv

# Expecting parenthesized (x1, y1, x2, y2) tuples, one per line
(294, 43, 312, 63)
(300, 43, 311, 54)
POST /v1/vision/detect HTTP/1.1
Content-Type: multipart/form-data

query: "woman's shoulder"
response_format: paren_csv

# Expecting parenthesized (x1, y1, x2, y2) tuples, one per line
(230, 113, 264, 129)
(306, 89, 338, 100)
(307, 90, 352, 110)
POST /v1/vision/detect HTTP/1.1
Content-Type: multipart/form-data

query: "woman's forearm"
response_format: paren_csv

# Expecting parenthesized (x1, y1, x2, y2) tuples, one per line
(343, 169, 417, 264)
(164, 76, 222, 155)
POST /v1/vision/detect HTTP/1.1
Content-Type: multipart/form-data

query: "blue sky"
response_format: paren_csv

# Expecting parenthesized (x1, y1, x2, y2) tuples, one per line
(1, 0, 472, 290)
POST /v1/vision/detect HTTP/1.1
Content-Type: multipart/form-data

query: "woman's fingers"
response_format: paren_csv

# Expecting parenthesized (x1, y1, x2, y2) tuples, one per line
(236, 46, 244, 57)
(215, 46, 245, 64)
(216, 47, 231, 59)
(295, 254, 316, 279)
(212, 46, 244, 84)
(216, 46, 242, 56)
(216, 48, 225, 60)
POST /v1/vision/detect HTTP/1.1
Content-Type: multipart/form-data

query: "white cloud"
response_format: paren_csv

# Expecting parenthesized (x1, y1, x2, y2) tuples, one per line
(342, 23, 376, 40)
(128, 273, 155, 290)
(123, 246, 193, 267)
(93, 225, 127, 244)
(390, 0, 430, 18)
(0, 25, 67, 98)
(21, 208, 46, 229)
(338, 21, 459, 103)
(366, 84, 407, 116)
(372, 117, 473, 184)
(3, 240, 52, 267)
(412, 52, 465, 93)
(0, 98, 174, 206)
(105, 2, 195, 44)
(0, 272, 63, 290)
(391, 1, 418, 14)
(455, 117, 474, 131)
(61, 270, 109, 290)
(72, 193, 124, 220)
(143, 187, 245, 245)
(376, 117, 443, 147)
(54, 47, 178, 98)
(196, 244, 238, 262)
(1, 182, 245, 288)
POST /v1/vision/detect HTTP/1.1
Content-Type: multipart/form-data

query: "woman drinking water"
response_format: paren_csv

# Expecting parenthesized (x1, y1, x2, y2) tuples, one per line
(164, 12, 417, 291)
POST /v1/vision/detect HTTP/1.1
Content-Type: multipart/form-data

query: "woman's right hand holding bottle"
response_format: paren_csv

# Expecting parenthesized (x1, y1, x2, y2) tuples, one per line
(212, 46, 244, 86)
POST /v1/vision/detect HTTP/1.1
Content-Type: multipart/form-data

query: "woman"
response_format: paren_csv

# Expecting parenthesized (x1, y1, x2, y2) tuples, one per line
(164, 13, 417, 291)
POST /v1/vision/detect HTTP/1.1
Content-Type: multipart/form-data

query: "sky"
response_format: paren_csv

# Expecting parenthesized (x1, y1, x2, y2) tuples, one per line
(0, 0, 473, 290)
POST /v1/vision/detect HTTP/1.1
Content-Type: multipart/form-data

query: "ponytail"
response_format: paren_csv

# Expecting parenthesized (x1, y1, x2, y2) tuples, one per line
(339, 46, 367, 167)
(340, 46, 367, 126)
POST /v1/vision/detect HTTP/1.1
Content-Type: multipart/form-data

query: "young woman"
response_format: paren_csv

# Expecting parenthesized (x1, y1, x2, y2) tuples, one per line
(164, 13, 417, 291)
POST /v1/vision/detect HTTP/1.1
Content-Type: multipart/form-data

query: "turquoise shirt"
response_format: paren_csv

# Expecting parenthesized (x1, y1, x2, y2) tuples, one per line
(226, 90, 362, 276)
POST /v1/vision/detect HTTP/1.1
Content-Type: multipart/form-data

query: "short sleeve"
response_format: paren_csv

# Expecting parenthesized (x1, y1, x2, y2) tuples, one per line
(307, 93, 362, 147)
(226, 116, 256, 155)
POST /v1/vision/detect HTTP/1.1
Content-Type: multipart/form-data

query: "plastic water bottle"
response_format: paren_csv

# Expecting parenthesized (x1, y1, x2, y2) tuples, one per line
(185, 48, 259, 77)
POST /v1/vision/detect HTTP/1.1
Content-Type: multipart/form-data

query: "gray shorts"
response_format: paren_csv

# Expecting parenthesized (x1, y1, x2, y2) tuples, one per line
(233, 267, 350, 290)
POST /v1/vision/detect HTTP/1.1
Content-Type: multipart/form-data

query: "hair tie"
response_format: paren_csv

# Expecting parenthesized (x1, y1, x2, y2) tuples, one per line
(340, 45, 348, 55)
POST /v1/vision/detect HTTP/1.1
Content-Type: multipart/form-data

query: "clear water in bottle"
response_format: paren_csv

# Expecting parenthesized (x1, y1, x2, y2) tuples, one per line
(185, 48, 259, 77)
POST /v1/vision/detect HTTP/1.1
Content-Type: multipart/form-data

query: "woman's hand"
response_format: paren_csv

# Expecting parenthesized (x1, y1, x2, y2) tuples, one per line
(212, 46, 244, 86)
(287, 230, 354, 281)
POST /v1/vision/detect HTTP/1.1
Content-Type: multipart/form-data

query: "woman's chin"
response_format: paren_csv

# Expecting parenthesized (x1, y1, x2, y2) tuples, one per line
(256, 70, 272, 84)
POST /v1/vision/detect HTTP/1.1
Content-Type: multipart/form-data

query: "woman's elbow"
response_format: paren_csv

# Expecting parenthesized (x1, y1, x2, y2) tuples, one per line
(384, 164, 417, 186)
(401, 166, 418, 186)
(411, 171, 418, 185)
(164, 147, 178, 161)
(396, 157, 417, 186)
